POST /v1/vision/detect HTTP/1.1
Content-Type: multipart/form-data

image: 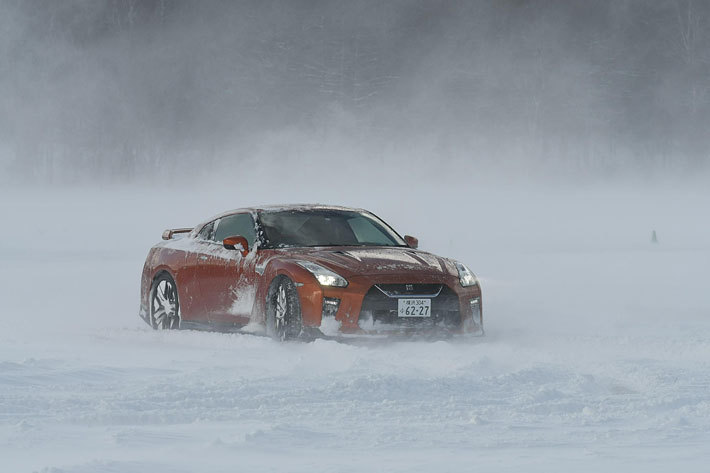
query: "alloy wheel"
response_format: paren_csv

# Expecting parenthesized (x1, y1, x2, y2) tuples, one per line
(151, 278, 180, 329)
(274, 282, 288, 340)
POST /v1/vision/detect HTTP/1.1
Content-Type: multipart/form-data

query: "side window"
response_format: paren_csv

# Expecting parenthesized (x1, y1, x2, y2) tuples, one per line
(197, 221, 215, 241)
(213, 213, 256, 248)
(347, 215, 397, 245)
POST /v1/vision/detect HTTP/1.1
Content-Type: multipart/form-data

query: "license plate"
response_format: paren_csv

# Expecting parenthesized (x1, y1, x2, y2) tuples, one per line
(397, 298, 431, 317)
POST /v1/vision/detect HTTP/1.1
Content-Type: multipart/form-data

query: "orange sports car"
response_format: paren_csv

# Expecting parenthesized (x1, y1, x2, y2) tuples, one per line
(139, 205, 483, 340)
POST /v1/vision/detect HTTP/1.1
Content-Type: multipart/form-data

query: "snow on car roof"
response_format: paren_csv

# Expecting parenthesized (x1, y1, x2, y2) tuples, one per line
(213, 204, 368, 219)
(191, 204, 371, 233)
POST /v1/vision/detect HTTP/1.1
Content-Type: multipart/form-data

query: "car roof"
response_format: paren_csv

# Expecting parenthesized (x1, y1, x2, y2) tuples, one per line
(209, 204, 369, 221)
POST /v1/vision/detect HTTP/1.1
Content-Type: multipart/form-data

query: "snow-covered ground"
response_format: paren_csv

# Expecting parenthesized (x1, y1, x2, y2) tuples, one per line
(1, 174, 709, 472)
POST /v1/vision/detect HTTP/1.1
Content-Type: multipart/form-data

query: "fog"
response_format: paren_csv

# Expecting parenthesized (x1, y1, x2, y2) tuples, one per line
(2, 2, 710, 472)
(3, 0, 710, 184)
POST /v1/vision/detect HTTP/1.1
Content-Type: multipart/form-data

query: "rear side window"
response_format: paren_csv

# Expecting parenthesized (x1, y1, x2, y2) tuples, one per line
(197, 221, 215, 240)
(213, 213, 256, 247)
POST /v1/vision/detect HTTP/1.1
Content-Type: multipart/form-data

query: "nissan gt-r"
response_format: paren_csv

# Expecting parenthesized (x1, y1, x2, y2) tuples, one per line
(139, 205, 483, 340)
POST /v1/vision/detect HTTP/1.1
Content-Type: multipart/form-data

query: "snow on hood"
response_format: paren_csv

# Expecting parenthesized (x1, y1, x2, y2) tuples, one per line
(292, 247, 456, 277)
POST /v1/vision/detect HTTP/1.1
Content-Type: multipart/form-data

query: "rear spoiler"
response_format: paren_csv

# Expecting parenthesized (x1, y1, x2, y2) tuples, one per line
(162, 228, 193, 240)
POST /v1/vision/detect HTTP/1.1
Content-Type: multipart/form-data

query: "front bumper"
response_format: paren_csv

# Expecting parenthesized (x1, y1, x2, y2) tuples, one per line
(294, 274, 483, 336)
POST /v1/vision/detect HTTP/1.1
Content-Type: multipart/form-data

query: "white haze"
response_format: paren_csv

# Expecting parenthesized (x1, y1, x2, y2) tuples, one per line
(2, 1, 710, 472)
(2, 1, 710, 183)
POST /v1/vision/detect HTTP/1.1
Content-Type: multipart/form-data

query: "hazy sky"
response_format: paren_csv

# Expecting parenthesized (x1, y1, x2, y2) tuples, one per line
(2, 0, 709, 183)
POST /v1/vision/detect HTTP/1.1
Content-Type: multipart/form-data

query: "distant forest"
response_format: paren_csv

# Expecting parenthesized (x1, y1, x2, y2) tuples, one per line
(2, 0, 710, 182)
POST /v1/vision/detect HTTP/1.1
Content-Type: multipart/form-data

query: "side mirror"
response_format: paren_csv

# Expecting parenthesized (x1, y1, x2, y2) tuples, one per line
(223, 235, 249, 257)
(404, 235, 418, 249)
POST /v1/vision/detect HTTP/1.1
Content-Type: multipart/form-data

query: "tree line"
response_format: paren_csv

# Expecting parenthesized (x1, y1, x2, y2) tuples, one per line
(2, 0, 709, 182)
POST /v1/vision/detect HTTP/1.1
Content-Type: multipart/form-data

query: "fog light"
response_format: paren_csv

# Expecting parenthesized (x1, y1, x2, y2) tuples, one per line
(470, 298, 481, 326)
(322, 297, 340, 318)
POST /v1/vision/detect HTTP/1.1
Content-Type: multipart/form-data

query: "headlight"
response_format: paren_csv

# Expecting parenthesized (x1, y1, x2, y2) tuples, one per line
(454, 261, 478, 287)
(295, 261, 348, 287)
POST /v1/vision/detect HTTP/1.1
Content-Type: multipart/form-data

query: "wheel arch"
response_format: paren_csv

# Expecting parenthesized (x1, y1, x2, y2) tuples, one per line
(141, 262, 178, 313)
(151, 267, 175, 284)
(260, 259, 323, 328)
(150, 266, 183, 306)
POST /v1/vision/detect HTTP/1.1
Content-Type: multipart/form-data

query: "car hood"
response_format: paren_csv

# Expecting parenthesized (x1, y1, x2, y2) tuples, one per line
(279, 246, 457, 278)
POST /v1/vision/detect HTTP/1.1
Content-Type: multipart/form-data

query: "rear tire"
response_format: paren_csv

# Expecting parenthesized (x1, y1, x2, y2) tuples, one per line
(266, 276, 302, 341)
(150, 273, 181, 330)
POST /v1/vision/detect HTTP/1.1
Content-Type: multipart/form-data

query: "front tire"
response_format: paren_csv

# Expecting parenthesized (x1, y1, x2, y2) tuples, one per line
(266, 276, 302, 341)
(150, 273, 181, 330)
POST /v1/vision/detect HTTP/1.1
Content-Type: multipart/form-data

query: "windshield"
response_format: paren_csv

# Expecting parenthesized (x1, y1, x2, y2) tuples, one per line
(258, 209, 407, 248)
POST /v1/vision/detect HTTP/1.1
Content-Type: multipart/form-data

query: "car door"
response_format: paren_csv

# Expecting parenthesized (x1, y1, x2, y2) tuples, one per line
(173, 220, 217, 324)
(198, 213, 258, 326)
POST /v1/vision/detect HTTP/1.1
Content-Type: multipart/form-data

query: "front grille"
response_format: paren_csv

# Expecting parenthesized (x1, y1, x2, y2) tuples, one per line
(359, 284, 461, 328)
(374, 284, 443, 297)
